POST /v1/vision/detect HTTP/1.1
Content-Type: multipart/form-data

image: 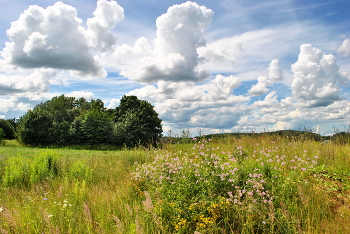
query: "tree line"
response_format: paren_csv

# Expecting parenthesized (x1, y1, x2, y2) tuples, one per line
(0, 95, 162, 147)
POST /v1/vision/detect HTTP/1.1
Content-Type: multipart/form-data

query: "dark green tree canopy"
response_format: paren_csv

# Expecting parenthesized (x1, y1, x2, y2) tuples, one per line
(114, 95, 163, 147)
(0, 119, 16, 140)
(17, 95, 162, 147)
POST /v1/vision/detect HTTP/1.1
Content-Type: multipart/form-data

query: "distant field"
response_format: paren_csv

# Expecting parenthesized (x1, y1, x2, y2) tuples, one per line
(0, 136, 349, 233)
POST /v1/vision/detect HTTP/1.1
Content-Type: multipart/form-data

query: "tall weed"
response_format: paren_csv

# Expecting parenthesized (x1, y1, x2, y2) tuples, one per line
(2, 150, 60, 187)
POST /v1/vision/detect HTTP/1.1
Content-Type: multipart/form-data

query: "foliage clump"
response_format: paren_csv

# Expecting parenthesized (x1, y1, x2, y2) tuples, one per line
(0, 119, 16, 140)
(17, 95, 162, 147)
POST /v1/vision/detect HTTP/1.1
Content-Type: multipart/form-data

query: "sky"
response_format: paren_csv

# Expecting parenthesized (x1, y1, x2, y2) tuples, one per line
(0, 0, 350, 136)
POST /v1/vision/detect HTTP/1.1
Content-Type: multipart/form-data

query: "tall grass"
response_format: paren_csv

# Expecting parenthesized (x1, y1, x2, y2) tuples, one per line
(0, 136, 349, 233)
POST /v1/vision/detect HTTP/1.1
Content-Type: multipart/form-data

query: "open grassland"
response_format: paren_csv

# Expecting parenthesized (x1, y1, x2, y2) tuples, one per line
(0, 136, 349, 233)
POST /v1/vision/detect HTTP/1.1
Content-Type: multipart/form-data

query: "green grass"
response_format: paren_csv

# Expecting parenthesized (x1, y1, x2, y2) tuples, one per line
(0, 136, 349, 233)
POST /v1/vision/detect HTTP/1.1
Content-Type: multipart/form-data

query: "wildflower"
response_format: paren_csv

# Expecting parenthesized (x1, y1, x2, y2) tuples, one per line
(0, 207, 3, 212)
(262, 221, 266, 224)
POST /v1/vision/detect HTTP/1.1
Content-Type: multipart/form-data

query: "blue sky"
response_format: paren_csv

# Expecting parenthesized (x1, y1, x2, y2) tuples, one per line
(0, 0, 350, 136)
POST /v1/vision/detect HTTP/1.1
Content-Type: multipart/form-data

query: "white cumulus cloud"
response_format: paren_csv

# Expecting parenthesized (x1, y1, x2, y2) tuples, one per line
(207, 74, 241, 99)
(86, 0, 124, 52)
(248, 76, 272, 96)
(1, 1, 123, 78)
(126, 73, 249, 130)
(291, 44, 348, 107)
(337, 38, 350, 57)
(120, 1, 213, 84)
(0, 69, 56, 95)
(268, 59, 284, 82)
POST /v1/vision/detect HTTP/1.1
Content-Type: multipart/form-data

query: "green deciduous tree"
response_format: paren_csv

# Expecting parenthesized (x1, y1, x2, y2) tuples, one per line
(17, 95, 162, 147)
(79, 109, 114, 145)
(0, 119, 16, 140)
(114, 95, 162, 147)
(18, 109, 54, 146)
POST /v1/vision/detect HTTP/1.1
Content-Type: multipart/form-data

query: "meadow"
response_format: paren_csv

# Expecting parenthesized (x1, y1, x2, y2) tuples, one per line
(0, 135, 349, 233)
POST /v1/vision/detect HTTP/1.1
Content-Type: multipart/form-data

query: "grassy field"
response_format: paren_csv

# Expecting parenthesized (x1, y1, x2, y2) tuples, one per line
(0, 136, 349, 233)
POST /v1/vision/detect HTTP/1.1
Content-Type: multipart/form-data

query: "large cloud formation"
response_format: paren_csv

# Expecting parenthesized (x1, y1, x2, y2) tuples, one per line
(86, 0, 124, 52)
(120, 1, 213, 84)
(0, 69, 56, 95)
(1, 0, 123, 78)
(0, 1, 349, 136)
(291, 44, 348, 107)
(126, 74, 249, 130)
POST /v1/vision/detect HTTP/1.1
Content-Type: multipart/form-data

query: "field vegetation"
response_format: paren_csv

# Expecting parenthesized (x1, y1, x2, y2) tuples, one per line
(0, 133, 349, 233)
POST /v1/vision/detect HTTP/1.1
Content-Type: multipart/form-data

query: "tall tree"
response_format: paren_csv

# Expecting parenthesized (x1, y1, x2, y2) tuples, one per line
(114, 95, 162, 147)
(0, 119, 16, 140)
(79, 109, 113, 145)
(18, 109, 54, 145)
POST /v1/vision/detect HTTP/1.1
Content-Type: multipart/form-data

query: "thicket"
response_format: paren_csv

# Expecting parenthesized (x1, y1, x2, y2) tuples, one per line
(17, 95, 162, 147)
